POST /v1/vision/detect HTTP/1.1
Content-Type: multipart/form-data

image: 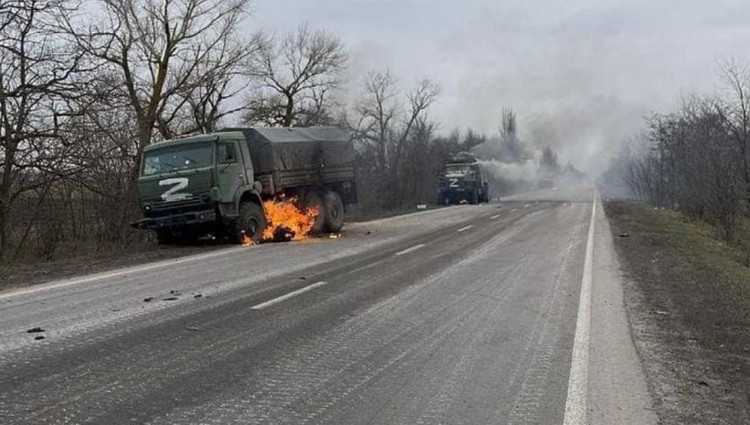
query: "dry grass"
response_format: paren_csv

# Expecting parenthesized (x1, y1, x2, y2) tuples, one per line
(605, 201, 750, 424)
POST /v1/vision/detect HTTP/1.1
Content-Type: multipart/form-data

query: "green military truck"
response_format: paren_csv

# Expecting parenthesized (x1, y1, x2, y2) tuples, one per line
(132, 127, 357, 244)
(437, 153, 490, 205)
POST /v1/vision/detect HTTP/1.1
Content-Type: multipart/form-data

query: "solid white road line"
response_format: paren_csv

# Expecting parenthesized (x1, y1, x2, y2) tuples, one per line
(251, 281, 328, 310)
(562, 197, 597, 425)
(394, 244, 426, 257)
(490, 214, 501, 220)
(457, 225, 474, 232)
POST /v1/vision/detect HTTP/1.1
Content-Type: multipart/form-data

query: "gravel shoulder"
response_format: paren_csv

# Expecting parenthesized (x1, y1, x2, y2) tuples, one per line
(604, 201, 750, 425)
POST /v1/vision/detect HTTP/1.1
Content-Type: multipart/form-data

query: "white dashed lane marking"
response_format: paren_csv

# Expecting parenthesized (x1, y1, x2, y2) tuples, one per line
(457, 225, 474, 232)
(251, 281, 328, 310)
(394, 244, 427, 257)
(490, 214, 501, 220)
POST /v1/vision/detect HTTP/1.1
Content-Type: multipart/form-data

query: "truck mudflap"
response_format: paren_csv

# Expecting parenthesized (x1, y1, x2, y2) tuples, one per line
(131, 209, 217, 230)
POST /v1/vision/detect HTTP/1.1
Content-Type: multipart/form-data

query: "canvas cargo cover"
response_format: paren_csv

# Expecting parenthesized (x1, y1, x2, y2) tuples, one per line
(221, 127, 354, 175)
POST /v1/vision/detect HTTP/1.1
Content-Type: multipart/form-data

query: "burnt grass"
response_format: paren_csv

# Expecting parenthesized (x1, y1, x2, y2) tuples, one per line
(605, 201, 750, 424)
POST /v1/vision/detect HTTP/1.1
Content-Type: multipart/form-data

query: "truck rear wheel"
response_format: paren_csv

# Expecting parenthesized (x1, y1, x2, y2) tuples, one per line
(322, 190, 344, 233)
(303, 190, 326, 234)
(235, 201, 267, 243)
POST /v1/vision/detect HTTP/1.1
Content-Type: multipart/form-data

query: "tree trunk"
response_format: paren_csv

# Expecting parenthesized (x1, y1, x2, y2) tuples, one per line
(283, 93, 295, 127)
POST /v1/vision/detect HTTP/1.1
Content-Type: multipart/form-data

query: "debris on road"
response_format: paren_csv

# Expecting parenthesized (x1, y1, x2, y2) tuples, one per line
(162, 297, 179, 301)
(193, 294, 203, 299)
(143, 297, 154, 302)
(618, 232, 630, 238)
(185, 326, 201, 332)
(329, 233, 341, 239)
(34, 335, 45, 341)
(271, 225, 296, 242)
(26, 327, 45, 333)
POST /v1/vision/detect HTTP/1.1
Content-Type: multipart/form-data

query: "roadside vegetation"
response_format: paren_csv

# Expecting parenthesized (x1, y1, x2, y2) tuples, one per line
(0, 1, 573, 269)
(601, 60, 750, 246)
(601, 60, 750, 423)
(605, 201, 750, 424)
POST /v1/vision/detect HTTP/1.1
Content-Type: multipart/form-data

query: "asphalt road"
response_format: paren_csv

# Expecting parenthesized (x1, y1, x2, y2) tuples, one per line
(0, 186, 655, 424)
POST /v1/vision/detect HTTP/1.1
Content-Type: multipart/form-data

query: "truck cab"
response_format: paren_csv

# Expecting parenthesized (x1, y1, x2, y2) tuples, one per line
(438, 155, 489, 205)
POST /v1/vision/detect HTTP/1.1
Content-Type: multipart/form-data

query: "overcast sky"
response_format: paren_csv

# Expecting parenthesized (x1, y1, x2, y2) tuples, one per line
(250, 0, 750, 173)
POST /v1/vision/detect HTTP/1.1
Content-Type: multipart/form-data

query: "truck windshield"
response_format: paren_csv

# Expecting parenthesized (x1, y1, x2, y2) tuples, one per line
(142, 142, 213, 176)
(446, 165, 476, 179)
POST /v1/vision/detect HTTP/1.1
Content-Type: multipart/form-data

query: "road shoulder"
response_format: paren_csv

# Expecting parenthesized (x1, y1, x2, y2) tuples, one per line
(588, 199, 657, 424)
(604, 201, 750, 424)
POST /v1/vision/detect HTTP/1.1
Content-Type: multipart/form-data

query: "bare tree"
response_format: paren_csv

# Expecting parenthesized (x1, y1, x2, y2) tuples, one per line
(64, 0, 251, 165)
(170, 31, 262, 135)
(352, 70, 399, 173)
(499, 108, 526, 163)
(245, 23, 347, 127)
(0, 0, 84, 257)
(390, 78, 440, 172)
(348, 71, 440, 207)
(719, 60, 750, 200)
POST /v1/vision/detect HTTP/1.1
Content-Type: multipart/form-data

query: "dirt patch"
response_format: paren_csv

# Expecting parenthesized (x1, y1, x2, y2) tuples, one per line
(604, 201, 750, 424)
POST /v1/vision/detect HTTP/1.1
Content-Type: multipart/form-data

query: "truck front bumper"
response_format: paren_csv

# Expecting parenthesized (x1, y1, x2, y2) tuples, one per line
(131, 209, 217, 230)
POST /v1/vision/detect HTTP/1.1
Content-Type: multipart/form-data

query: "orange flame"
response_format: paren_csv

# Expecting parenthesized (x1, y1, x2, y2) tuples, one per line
(262, 197, 319, 242)
(241, 232, 255, 247)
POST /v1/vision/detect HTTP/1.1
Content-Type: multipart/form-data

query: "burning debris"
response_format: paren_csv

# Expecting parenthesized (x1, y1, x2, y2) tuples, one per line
(242, 197, 320, 246)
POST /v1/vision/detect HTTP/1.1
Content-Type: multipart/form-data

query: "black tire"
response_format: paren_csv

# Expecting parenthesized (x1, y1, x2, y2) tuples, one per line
(235, 201, 267, 243)
(469, 189, 479, 205)
(155, 229, 176, 245)
(303, 190, 326, 234)
(322, 190, 344, 233)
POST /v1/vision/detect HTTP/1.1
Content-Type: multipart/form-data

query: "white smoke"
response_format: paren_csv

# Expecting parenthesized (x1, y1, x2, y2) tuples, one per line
(477, 158, 539, 184)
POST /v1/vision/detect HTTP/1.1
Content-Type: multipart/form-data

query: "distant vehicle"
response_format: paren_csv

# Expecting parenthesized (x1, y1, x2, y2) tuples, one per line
(132, 127, 357, 244)
(438, 153, 489, 205)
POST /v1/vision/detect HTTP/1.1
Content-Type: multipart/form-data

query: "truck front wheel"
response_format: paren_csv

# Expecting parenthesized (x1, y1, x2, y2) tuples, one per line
(235, 201, 267, 243)
(322, 190, 344, 233)
(155, 229, 176, 245)
(469, 189, 479, 205)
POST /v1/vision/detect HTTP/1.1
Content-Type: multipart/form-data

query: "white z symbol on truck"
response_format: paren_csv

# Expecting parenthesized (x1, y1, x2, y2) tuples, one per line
(159, 178, 191, 202)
